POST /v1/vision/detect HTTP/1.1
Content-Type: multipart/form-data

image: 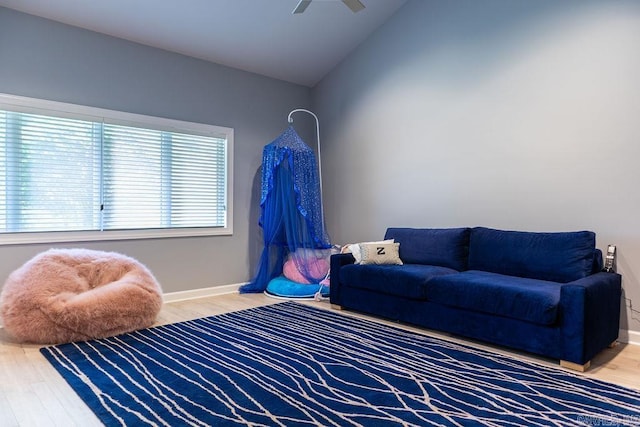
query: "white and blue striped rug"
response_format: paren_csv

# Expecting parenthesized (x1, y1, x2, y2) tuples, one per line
(41, 302, 640, 426)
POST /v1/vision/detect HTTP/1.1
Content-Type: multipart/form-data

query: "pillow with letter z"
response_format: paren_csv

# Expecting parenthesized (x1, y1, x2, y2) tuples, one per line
(359, 242, 403, 265)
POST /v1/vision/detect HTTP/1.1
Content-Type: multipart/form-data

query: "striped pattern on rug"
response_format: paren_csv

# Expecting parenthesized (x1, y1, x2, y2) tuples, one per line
(41, 302, 640, 426)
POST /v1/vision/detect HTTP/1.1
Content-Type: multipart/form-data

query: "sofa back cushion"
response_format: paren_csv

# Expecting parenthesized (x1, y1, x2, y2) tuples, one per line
(468, 227, 596, 283)
(384, 228, 470, 271)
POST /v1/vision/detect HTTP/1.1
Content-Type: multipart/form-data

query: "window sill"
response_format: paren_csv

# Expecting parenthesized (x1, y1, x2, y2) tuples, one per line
(0, 227, 233, 246)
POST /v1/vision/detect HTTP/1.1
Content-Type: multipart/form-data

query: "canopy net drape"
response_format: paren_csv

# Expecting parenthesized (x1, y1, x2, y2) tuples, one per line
(240, 126, 332, 294)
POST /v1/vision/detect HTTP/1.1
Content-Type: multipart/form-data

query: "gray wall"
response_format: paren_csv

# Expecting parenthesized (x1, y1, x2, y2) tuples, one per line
(0, 7, 313, 293)
(312, 0, 640, 335)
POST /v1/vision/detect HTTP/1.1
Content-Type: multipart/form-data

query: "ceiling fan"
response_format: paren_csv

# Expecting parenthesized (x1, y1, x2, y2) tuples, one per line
(292, 0, 366, 14)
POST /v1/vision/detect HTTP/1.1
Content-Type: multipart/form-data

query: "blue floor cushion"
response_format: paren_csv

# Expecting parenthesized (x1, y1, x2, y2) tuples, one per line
(265, 276, 329, 298)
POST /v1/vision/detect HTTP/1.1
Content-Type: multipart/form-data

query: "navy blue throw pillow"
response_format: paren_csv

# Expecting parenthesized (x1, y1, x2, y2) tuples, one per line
(384, 228, 470, 271)
(468, 227, 596, 283)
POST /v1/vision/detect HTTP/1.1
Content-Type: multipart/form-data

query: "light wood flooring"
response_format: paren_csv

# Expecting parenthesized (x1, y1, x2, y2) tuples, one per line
(1, 292, 639, 426)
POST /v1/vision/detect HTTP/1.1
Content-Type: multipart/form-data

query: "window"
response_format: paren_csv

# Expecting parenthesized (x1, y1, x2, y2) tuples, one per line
(0, 94, 233, 244)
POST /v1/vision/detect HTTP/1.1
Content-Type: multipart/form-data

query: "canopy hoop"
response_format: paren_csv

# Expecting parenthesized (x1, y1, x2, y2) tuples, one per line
(287, 108, 323, 220)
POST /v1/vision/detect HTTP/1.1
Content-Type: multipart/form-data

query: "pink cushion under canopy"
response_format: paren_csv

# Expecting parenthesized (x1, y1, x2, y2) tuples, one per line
(0, 248, 163, 344)
(283, 257, 330, 284)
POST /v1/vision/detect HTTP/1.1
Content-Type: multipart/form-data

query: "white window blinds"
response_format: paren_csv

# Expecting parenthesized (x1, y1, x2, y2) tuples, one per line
(0, 98, 231, 240)
(101, 124, 227, 230)
(0, 111, 100, 232)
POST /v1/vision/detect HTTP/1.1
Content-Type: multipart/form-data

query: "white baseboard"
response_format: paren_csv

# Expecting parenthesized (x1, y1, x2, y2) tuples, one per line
(618, 328, 640, 346)
(162, 282, 246, 304)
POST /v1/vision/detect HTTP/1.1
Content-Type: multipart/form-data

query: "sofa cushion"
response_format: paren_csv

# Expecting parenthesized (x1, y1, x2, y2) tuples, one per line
(468, 227, 596, 283)
(384, 228, 470, 271)
(427, 270, 561, 325)
(340, 264, 458, 300)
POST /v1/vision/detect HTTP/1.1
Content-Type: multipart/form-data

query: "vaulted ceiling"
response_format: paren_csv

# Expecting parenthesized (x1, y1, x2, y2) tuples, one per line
(0, 0, 407, 87)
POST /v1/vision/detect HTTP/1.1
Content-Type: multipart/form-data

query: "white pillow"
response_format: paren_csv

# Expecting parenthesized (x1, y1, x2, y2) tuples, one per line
(359, 242, 403, 265)
(346, 239, 394, 264)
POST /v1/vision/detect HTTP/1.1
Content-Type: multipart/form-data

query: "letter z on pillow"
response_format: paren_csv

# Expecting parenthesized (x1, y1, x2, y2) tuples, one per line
(359, 242, 403, 265)
(346, 239, 394, 264)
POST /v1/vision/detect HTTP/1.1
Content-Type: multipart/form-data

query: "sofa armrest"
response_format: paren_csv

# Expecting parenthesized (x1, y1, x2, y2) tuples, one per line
(560, 272, 622, 364)
(330, 253, 355, 305)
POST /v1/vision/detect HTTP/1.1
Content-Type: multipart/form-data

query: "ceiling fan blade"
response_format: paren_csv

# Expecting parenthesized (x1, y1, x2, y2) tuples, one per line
(292, 0, 312, 14)
(342, 0, 365, 13)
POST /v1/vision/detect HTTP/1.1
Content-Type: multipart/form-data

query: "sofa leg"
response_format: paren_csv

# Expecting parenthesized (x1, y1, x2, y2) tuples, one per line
(331, 304, 343, 311)
(560, 360, 591, 372)
(609, 340, 618, 348)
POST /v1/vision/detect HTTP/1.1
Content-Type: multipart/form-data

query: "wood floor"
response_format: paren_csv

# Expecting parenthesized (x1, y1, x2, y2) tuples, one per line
(1, 292, 639, 426)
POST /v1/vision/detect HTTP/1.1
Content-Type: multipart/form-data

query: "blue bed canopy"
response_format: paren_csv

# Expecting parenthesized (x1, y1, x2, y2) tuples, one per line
(240, 109, 333, 299)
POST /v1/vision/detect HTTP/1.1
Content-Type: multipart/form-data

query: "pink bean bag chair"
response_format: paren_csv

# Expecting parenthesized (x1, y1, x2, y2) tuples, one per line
(0, 248, 163, 344)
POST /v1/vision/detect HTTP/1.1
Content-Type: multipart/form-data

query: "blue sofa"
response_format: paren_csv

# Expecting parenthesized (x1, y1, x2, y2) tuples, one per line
(330, 227, 622, 371)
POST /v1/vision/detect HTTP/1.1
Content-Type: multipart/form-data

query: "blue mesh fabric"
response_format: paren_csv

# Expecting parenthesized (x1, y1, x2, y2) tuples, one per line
(241, 126, 331, 293)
